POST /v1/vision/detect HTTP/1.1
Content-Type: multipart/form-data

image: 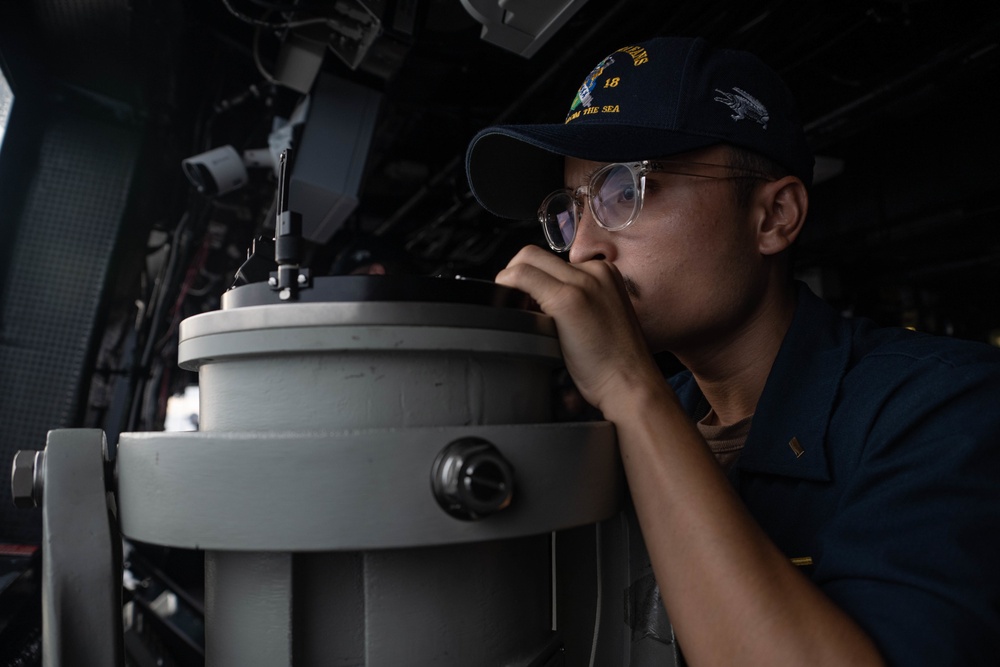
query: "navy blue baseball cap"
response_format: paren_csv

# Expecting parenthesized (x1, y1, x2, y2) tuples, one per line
(466, 36, 814, 220)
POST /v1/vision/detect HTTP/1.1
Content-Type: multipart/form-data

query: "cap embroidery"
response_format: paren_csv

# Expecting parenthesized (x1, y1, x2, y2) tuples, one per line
(614, 45, 649, 66)
(713, 87, 769, 129)
(567, 55, 615, 118)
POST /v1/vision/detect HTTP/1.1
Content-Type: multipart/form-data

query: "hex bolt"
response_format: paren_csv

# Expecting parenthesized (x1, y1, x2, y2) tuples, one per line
(11, 450, 45, 508)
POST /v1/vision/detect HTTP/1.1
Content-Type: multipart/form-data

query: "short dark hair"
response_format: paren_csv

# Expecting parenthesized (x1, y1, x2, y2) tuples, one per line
(726, 145, 790, 211)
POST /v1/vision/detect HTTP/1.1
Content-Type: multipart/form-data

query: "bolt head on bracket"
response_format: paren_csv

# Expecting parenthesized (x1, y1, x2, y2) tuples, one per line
(11, 450, 44, 508)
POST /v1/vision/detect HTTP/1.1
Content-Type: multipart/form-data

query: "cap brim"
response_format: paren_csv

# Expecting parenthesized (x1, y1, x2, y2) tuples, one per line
(466, 124, 721, 220)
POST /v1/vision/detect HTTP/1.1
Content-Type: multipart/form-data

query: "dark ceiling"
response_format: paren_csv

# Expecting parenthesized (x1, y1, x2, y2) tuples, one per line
(3, 0, 1000, 337)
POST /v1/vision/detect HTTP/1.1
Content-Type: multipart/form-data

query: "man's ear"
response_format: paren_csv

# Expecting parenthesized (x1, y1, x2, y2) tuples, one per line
(754, 176, 808, 256)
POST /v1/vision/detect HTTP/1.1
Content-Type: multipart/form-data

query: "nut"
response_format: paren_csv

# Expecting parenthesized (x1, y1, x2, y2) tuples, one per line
(11, 450, 42, 508)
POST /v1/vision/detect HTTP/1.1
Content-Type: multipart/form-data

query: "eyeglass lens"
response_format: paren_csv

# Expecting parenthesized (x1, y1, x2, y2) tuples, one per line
(592, 164, 640, 230)
(540, 163, 643, 251)
(541, 193, 578, 251)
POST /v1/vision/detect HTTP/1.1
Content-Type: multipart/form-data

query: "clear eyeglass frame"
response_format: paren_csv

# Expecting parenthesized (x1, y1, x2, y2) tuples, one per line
(537, 159, 771, 253)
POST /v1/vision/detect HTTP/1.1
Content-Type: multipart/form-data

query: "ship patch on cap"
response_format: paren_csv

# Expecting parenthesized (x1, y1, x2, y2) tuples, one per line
(713, 87, 769, 129)
(566, 54, 616, 119)
(565, 45, 653, 124)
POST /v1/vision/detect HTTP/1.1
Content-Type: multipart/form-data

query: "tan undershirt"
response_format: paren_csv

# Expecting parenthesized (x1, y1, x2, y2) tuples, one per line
(696, 409, 753, 472)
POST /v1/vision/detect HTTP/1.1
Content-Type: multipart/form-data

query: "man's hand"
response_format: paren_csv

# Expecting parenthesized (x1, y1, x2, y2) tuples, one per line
(495, 245, 663, 415)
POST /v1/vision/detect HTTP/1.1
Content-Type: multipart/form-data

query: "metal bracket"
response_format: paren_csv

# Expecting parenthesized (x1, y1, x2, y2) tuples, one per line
(11, 429, 124, 667)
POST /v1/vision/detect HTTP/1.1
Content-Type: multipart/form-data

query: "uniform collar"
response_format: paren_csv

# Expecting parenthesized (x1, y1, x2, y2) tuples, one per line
(673, 283, 852, 481)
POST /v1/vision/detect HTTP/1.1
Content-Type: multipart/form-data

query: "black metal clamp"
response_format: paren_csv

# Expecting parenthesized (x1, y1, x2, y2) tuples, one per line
(269, 148, 311, 300)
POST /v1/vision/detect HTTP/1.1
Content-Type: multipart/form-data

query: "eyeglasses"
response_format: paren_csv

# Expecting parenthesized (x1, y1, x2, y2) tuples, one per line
(538, 159, 770, 252)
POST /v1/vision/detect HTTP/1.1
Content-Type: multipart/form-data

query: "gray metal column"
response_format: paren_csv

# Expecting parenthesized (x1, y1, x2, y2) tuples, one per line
(205, 552, 293, 666)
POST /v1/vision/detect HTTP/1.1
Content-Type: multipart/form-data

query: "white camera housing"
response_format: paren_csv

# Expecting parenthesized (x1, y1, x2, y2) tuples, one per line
(181, 145, 248, 196)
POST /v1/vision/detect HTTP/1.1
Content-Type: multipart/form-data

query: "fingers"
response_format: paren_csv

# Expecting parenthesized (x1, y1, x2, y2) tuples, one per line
(496, 245, 573, 288)
(494, 245, 655, 412)
(496, 245, 624, 315)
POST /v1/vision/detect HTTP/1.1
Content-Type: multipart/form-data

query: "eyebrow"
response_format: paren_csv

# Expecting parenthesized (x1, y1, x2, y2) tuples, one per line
(581, 164, 603, 183)
(569, 162, 611, 190)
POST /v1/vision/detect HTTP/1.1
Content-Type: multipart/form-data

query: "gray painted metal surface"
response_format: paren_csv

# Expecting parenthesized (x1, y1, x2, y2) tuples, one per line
(180, 323, 561, 368)
(180, 300, 558, 340)
(165, 294, 623, 666)
(290, 539, 555, 665)
(39, 429, 123, 667)
(196, 350, 556, 431)
(205, 552, 293, 666)
(177, 300, 560, 375)
(180, 298, 562, 433)
(117, 423, 620, 550)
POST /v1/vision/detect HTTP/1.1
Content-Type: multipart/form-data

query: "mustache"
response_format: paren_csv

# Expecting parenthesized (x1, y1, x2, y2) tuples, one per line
(621, 274, 640, 299)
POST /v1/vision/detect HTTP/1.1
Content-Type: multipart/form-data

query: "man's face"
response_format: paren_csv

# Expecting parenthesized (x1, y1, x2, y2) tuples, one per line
(564, 146, 767, 355)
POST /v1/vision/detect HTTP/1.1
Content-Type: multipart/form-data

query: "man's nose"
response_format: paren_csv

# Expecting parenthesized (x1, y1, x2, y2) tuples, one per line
(568, 206, 616, 264)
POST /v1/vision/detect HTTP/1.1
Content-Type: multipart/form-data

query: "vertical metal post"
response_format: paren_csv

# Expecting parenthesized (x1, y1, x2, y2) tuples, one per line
(39, 429, 123, 667)
(205, 552, 293, 666)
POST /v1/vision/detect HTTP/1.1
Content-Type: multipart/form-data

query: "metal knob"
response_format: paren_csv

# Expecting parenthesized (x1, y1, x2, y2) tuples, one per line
(11, 450, 45, 508)
(431, 437, 514, 520)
